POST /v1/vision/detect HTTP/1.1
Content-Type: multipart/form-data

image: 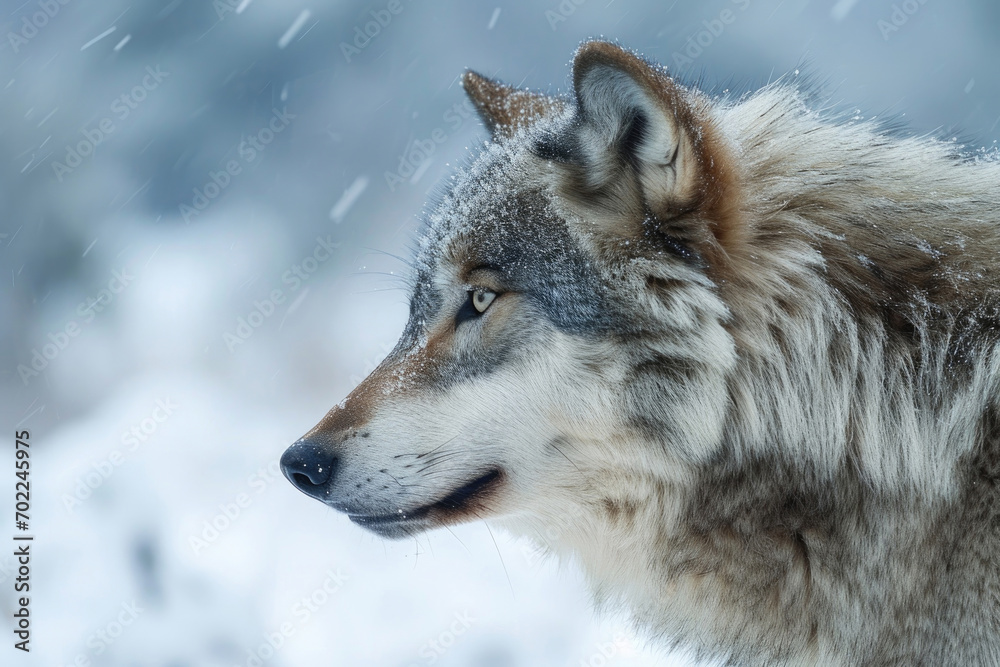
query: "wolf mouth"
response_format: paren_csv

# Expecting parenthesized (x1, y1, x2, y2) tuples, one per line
(348, 469, 503, 533)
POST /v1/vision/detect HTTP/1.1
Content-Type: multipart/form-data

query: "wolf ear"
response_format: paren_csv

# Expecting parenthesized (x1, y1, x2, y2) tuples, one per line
(570, 41, 725, 224)
(462, 71, 563, 138)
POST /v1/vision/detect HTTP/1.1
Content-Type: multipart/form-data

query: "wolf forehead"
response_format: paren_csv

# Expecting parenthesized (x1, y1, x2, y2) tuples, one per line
(409, 136, 623, 336)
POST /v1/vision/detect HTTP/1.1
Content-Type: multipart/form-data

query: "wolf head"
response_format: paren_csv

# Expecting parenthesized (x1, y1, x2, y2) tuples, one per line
(276, 39, 1000, 667)
(281, 41, 743, 542)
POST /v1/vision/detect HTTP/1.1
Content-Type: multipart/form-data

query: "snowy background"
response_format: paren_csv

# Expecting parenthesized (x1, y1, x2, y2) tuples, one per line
(1, 0, 998, 665)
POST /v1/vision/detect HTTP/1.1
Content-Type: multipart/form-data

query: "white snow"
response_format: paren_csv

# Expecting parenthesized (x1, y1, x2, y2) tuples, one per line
(277, 10, 312, 50)
(329, 175, 370, 223)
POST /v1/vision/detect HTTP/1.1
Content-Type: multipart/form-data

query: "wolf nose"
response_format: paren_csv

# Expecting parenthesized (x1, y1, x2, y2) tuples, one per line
(280, 439, 339, 501)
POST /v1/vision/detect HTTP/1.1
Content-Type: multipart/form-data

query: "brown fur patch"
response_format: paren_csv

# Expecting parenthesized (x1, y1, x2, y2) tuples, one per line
(566, 43, 745, 276)
(688, 107, 746, 274)
(463, 71, 564, 138)
(645, 275, 687, 293)
(304, 322, 456, 441)
(601, 497, 639, 525)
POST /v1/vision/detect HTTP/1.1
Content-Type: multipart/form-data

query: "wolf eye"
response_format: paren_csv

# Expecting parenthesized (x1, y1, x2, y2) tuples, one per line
(472, 289, 496, 313)
(455, 289, 498, 327)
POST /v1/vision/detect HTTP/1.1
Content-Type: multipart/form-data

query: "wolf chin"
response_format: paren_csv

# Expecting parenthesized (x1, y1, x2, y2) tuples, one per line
(282, 41, 1000, 665)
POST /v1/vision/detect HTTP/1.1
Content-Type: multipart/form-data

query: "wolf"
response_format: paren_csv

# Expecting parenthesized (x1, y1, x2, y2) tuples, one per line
(281, 41, 1000, 665)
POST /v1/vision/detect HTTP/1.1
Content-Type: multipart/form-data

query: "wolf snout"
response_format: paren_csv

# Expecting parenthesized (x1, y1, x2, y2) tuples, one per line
(280, 438, 339, 501)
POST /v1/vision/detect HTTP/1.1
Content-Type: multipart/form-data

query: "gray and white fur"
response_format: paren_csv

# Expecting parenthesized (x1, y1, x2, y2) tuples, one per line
(281, 41, 1000, 665)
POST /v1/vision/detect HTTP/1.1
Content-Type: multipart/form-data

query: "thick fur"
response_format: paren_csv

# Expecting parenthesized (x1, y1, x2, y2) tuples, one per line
(283, 42, 1000, 665)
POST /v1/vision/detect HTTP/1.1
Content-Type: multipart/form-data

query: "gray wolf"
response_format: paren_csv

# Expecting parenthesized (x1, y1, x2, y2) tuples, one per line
(282, 41, 1000, 665)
